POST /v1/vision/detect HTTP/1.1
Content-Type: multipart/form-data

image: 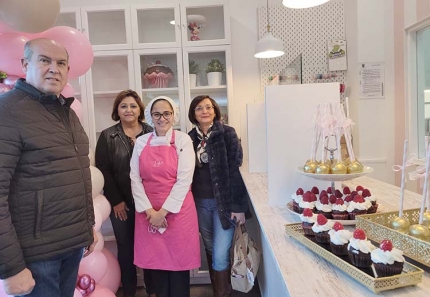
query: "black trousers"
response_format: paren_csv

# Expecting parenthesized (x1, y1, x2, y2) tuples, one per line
(110, 203, 155, 296)
(149, 269, 190, 297)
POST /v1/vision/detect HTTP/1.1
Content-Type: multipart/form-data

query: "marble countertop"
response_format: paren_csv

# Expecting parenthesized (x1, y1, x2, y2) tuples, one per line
(240, 163, 430, 297)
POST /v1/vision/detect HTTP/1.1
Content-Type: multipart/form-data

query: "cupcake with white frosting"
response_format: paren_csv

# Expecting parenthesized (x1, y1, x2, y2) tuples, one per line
(311, 214, 334, 244)
(347, 228, 376, 268)
(371, 239, 404, 277)
(329, 222, 352, 255)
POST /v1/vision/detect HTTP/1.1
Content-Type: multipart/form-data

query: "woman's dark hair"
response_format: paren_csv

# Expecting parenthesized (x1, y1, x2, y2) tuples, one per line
(151, 98, 173, 112)
(111, 89, 145, 121)
(188, 95, 221, 125)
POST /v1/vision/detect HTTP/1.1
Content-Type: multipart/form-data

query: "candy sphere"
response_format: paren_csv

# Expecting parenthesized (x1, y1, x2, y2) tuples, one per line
(408, 224, 430, 241)
(390, 217, 410, 234)
(331, 161, 347, 174)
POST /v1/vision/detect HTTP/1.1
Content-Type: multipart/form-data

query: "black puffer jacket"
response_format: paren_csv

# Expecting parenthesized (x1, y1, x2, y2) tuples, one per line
(95, 122, 153, 207)
(0, 79, 94, 279)
(189, 120, 248, 229)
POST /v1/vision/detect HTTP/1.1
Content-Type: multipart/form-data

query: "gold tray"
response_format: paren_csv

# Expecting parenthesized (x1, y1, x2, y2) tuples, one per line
(356, 208, 430, 267)
(285, 223, 423, 293)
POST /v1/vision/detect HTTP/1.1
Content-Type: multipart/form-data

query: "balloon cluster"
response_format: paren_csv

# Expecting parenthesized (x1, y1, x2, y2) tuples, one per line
(76, 274, 95, 296)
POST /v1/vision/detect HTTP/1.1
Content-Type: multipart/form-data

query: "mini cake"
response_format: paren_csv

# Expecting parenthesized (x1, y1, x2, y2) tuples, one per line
(300, 208, 317, 236)
(315, 195, 332, 219)
(371, 239, 405, 277)
(347, 228, 376, 268)
(332, 198, 348, 220)
(298, 191, 317, 214)
(346, 194, 370, 220)
(311, 214, 334, 244)
(328, 222, 352, 255)
(362, 189, 378, 214)
(292, 188, 304, 212)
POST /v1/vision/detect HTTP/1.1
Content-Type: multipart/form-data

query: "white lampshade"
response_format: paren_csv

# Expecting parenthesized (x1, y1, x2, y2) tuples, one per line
(282, 0, 330, 9)
(254, 32, 285, 58)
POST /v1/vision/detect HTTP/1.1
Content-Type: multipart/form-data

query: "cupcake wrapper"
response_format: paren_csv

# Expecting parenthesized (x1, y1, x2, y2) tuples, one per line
(314, 231, 330, 244)
(373, 261, 404, 277)
(330, 242, 348, 256)
(348, 248, 372, 268)
(302, 222, 315, 236)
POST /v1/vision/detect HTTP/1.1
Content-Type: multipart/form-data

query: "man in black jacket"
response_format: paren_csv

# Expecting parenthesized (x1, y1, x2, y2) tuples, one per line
(0, 38, 96, 297)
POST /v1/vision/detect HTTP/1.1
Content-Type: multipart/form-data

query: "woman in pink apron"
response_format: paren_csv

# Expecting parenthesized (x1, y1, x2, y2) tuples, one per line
(130, 96, 200, 297)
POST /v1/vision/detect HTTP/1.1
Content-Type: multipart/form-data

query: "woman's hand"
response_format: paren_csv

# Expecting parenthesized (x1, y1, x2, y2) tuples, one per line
(113, 201, 129, 221)
(149, 209, 169, 228)
(231, 212, 245, 225)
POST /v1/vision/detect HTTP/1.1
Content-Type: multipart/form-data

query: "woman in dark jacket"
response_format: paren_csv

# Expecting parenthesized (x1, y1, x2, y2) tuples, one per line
(188, 95, 248, 297)
(95, 90, 154, 297)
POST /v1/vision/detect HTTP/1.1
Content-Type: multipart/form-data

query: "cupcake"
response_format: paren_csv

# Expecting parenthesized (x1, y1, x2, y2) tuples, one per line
(347, 228, 376, 268)
(315, 195, 332, 219)
(311, 214, 334, 244)
(300, 208, 317, 236)
(331, 198, 348, 220)
(371, 239, 405, 277)
(362, 189, 378, 214)
(329, 222, 352, 255)
(298, 191, 317, 214)
(292, 188, 304, 213)
(347, 194, 370, 220)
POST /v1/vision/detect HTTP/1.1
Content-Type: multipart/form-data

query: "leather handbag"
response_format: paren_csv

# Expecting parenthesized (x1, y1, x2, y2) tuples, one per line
(230, 223, 261, 293)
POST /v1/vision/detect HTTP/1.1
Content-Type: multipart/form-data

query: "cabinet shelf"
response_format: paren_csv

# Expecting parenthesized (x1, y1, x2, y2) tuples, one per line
(142, 87, 179, 94)
(190, 85, 227, 92)
(93, 90, 124, 98)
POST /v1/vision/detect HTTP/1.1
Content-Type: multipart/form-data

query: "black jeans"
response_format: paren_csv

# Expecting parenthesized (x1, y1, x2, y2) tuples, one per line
(110, 203, 154, 296)
(150, 269, 190, 297)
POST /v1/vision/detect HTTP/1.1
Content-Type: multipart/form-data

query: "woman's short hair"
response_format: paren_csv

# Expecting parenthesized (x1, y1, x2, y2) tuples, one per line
(188, 95, 221, 125)
(111, 89, 145, 121)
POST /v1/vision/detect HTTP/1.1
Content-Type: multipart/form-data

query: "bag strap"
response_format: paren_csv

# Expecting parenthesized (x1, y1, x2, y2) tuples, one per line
(235, 223, 252, 269)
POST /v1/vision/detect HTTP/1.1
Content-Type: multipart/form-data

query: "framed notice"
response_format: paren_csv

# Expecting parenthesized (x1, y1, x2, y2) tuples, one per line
(359, 62, 385, 99)
(328, 39, 347, 71)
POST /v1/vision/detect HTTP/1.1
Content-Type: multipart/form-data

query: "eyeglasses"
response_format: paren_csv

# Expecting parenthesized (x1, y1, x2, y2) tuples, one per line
(151, 111, 173, 120)
(195, 105, 214, 113)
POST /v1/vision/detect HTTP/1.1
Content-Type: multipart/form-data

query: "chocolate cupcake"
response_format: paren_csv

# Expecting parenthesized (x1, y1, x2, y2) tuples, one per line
(328, 222, 352, 256)
(347, 228, 376, 268)
(371, 239, 404, 277)
(311, 214, 334, 244)
(300, 208, 317, 236)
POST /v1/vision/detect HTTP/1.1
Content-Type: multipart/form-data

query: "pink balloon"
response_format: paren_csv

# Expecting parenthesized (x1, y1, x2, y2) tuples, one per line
(62, 82, 75, 98)
(85, 279, 96, 295)
(73, 288, 83, 297)
(94, 231, 104, 252)
(41, 26, 94, 78)
(88, 284, 116, 297)
(93, 195, 111, 222)
(71, 98, 83, 122)
(0, 83, 11, 95)
(78, 251, 107, 283)
(97, 248, 121, 294)
(0, 34, 28, 76)
(3, 75, 21, 89)
(0, 281, 13, 297)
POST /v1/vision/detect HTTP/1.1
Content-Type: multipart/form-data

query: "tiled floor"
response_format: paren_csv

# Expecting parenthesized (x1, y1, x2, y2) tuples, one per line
(115, 280, 261, 297)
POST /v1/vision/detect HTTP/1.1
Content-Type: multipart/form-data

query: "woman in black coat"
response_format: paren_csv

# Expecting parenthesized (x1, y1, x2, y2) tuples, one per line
(188, 95, 248, 297)
(95, 89, 154, 297)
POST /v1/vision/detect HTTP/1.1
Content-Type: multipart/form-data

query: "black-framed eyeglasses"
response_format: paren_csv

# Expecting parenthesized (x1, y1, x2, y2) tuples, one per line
(195, 105, 214, 113)
(151, 111, 173, 120)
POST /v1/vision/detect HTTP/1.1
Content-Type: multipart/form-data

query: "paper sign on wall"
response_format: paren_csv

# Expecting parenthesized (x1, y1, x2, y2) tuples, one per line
(359, 62, 385, 99)
(327, 39, 347, 71)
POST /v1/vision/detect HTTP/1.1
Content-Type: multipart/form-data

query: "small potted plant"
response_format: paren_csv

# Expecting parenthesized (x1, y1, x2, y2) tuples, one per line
(189, 60, 200, 88)
(0, 71, 7, 83)
(205, 58, 225, 86)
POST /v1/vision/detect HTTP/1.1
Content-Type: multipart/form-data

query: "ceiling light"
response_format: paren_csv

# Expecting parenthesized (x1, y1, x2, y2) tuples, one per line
(282, 0, 330, 9)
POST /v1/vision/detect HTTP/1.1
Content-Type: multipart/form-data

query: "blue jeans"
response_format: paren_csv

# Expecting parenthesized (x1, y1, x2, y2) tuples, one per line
(195, 198, 235, 272)
(16, 248, 84, 297)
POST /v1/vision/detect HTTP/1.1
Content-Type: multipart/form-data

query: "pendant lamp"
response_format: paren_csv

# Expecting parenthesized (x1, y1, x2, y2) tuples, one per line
(254, 0, 284, 58)
(282, 0, 330, 9)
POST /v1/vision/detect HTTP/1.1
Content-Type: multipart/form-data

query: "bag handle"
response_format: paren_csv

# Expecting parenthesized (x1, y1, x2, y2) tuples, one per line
(234, 223, 252, 270)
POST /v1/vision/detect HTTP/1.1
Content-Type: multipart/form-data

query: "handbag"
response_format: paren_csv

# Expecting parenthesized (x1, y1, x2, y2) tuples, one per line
(230, 223, 261, 293)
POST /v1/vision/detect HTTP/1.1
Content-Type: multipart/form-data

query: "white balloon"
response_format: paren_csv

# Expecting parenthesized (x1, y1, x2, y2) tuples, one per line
(93, 194, 111, 222)
(90, 166, 104, 198)
(94, 231, 105, 252)
(88, 148, 95, 166)
(94, 208, 102, 232)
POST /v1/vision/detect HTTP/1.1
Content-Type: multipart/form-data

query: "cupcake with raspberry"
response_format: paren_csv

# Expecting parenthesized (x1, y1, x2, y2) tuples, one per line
(347, 228, 376, 268)
(300, 208, 317, 236)
(328, 222, 352, 255)
(347, 194, 370, 220)
(331, 198, 348, 220)
(315, 195, 332, 219)
(298, 191, 317, 214)
(311, 214, 334, 244)
(292, 188, 304, 212)
(371, 239, 405, 277)
(362, 189, 378, 214)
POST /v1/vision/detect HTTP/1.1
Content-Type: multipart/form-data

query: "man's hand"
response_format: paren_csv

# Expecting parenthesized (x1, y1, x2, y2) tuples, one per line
(113, 201, 129, 221)
(231, 212, 245, 225)
(3, 268, 35, 296)
(83, 228, 98, 258)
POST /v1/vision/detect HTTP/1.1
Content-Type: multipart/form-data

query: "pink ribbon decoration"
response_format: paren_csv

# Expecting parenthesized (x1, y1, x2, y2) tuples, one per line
(408, 165, 426, 189)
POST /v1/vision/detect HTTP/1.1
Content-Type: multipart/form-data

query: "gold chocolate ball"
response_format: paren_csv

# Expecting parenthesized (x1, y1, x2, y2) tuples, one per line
(331, 161, 347, 174)
(390, 217, 411, 234)
(304, 160, 319, 173)
(408, 224, 430, 241)
(316, 163, 330, 174)
(423, 212, 430, 227)
(347, 160, 364, 174)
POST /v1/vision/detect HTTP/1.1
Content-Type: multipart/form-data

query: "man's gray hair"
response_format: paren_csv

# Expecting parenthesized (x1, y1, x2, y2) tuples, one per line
(23, 38, 69, 61)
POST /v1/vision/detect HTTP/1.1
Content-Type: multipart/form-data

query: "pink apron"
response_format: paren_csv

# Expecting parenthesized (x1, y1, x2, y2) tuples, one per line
(134, 131, 200, 271)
